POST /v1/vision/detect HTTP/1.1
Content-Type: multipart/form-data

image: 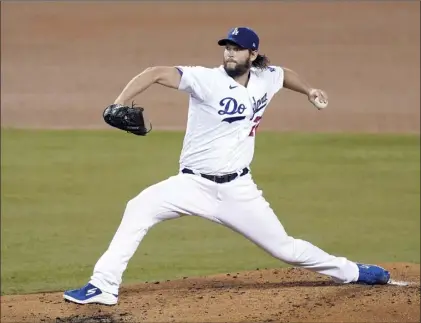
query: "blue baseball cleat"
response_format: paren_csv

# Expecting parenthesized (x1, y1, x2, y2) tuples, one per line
(355, 263, 390, 285)
(63, 283, 118, 305)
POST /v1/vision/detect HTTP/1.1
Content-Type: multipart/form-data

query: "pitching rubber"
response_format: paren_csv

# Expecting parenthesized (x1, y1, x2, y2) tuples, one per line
(387, 279, 414, 286)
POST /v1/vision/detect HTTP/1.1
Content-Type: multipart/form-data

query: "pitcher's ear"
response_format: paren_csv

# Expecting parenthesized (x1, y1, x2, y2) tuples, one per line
(250, 50, 259, 62)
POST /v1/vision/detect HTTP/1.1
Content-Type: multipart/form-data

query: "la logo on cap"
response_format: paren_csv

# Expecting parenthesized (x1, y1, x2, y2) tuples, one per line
(232, 28, 239, 35)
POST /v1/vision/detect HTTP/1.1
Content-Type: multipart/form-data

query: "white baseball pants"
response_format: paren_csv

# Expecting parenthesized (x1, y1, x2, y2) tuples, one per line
(90, 172, 359, 295)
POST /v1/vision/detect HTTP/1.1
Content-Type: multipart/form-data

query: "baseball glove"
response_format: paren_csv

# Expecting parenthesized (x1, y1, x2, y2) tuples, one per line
(103, 101, 152, 136)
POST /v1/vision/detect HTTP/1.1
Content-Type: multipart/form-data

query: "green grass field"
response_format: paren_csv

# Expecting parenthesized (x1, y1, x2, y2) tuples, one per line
(1, 129, 420, 295)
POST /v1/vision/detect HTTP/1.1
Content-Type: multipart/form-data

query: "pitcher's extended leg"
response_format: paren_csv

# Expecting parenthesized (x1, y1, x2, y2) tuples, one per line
(217, 175, 380, 284)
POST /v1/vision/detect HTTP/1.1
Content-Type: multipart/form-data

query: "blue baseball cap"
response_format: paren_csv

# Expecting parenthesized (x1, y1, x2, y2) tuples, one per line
(218, 27, 259, 51)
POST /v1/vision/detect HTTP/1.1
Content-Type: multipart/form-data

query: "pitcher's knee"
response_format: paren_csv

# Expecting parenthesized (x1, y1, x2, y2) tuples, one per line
(124, 188, 164, 224)
(128, 183, 164, 207)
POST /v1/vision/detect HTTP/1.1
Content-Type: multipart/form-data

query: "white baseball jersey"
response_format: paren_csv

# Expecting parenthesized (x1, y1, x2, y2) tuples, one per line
(89, 64, 361, 298)
(176, 65, 284, 175)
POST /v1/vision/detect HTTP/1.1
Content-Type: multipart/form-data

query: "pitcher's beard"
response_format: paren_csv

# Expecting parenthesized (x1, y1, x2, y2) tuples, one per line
(224, 58, 251, 78)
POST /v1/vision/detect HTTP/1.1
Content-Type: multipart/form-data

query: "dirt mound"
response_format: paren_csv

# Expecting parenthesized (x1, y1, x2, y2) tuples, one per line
(1, 263, 419, 323)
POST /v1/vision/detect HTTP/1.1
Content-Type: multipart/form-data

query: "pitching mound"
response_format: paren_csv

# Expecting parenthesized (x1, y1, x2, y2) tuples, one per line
(1, 262, 419, 323)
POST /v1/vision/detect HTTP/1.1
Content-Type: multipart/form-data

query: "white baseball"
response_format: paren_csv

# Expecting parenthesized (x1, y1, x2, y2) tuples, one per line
(314, 96, 328, 109)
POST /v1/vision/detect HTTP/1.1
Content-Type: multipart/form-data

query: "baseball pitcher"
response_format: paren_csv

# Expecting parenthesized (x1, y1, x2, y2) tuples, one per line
(64, 27, 391, 306)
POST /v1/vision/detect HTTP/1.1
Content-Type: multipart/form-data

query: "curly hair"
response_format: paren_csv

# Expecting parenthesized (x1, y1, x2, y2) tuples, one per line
(251, 53, 270, 70)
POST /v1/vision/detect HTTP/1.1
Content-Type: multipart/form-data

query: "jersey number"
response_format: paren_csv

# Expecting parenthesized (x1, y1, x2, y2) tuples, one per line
(249, 116, 262, 137)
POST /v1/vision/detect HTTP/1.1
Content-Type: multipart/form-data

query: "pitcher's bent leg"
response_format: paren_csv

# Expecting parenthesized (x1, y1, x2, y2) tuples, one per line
(89, 182, 181, 295)
(89, 174, 218, 295)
